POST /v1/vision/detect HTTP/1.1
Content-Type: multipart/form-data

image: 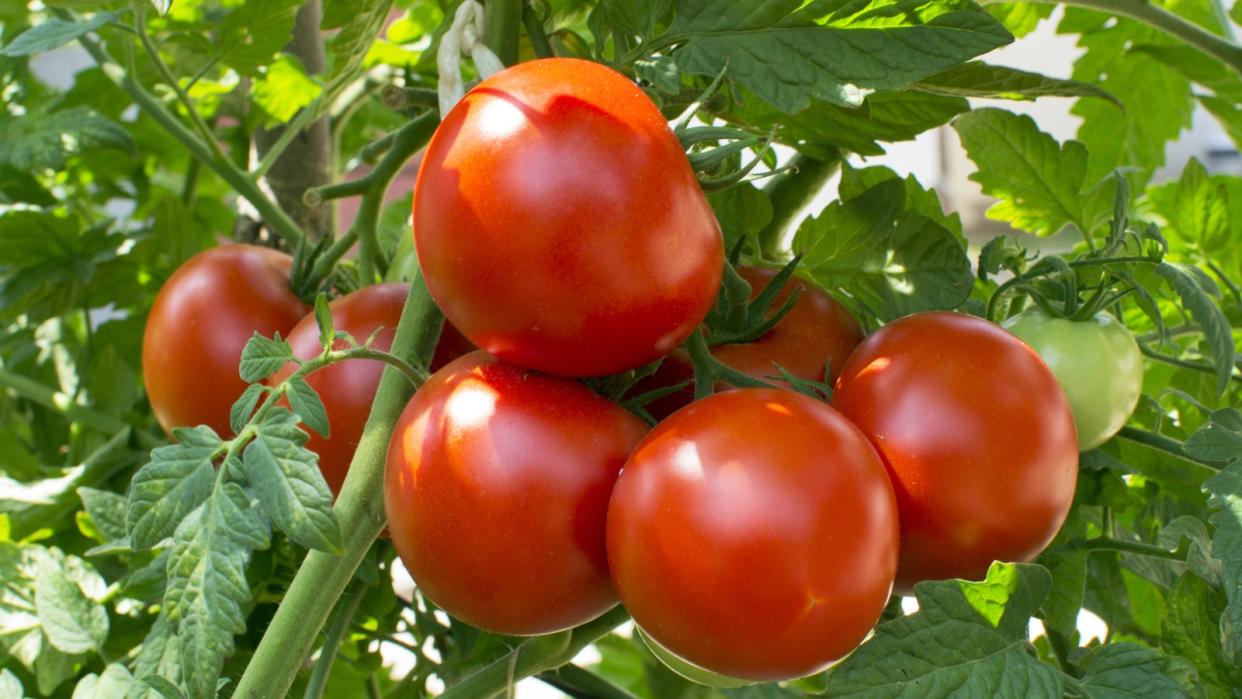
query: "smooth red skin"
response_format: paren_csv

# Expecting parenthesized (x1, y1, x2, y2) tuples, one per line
(832, 312, 1078, 590)
(635, 266, 865, 419)
(607, 388, 899, 681)
(414, 57, 724, 377)
(385, 352, 648, 635)
(143, 245, 308, 437)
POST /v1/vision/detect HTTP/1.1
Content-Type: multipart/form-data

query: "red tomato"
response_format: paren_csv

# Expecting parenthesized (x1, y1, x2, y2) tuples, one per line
(413, 57, 723, 377)
(607, 388, 898, 681)
(271, 283, 471, 497)
(142, 245, 308, 437)
(832, 312, 1078, 590)
(633, 266, 864, 418)
(385, 351, 647, 635)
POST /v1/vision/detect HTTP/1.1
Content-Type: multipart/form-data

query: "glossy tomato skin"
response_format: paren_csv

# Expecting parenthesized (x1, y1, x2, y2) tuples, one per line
(143, 245, 308, 437)
(607, 388, 898, 681)
(1003, 309, 1142, 450)
(634, 266, 864, 418)
(832, 312, 1078, 590)
(414, 57, 724, 377)
(385, 351, 648, 635)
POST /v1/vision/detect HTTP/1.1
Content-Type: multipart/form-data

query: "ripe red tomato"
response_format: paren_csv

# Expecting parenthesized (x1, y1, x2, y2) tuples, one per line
(142, 245, 308, 437)
(832, 312, 1078, 589)
(607, 388, 898, 681)
(413, 57, 724, 377)
(633, 266, 864, 418)
(385, 351, 647, 635)
(271, 284, 474, 496)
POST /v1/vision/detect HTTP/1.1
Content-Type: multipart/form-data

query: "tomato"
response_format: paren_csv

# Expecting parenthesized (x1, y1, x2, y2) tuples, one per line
(606, 388, 898, 681)
(832, 312, 1078, 590)
(142, 245, 308, 437)
(637, 627, 751, 689)
(385, 351, 647, 635)
(1003, 309, 1142, 450)
(270, 284, 475, 496)
(413, 57, 723, 377)
(632, 266, 864, 418)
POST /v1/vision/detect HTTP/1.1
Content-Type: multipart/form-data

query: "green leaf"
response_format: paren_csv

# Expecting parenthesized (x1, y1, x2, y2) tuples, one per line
(132, 613, 182, 697)
(126, 426, 222, 550)
(0, 543, 44, 672)
(822, 562, 1063, 697)
(77, 487, 127, 542)
(952, 108, 1105, 237)
(1074, 643, 1194, 699)
(793, 178, 973, 320)
(1185, 409, 1242, 462)
(229, 383, 266, 436)
(707, 183, 772, 252)
(251, 55, 323, 125)
(0, 107, 134, 171)
(1158, 516, 1221, 587)
(34, 553, 108, 654)
(286, 377, 330, 438)
(1147, 158, 1232, 253)
(149, 0, 171, 14)
(839, 163, 963, 241)
(71, 664, 136, 698)
(327, 0, 395, 82)
(915, 62, 1120, 106)
(243, 409, 341, 552)
(314, 293, 335, 349)
(1204, 459, 1242, 667)
(238, 332, 293, 383)
(1161, 572, 1234, 694)
(0, 12, 119, 57)
(667, 1, 1012, 112)
(164, 484, 270, 699)
(217, 0, 305, 76)
(1154, 262, 1235, 397)
(0, 670, 21, 699)
(985, 2, 1053, 37)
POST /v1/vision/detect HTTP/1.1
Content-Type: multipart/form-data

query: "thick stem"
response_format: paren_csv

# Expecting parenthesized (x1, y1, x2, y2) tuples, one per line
(484, 0, 523, 66)
(0, 367, 126, 434)
(439, 607, 630, 699)
(233, 276, 445, 699)
(1038, 0, 1242, 76)
(756, 155, 840, 259)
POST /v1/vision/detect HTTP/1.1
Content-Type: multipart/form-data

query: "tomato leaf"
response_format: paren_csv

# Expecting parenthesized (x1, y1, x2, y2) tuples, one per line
(707, 183, 772, 252)
(68, 663, 137, 698)
(242, 409, 341, 552)
(1074, 643, 1197, 698)
(229, 383, 267, 437)
(0, 670, 21, 698)
(216, 0, 304, 77)
(163, 484, 269, 699)
(0, 12, 120, 57)
(915, 62, 1120, 106)
(1203, 458, 1242, 670)
(34, 553, 107, 655)
(1155, 262, 1235, 397)
(984, 3, 1054, 38)
(793, 178, 972, 320)
(821, 562, 1064, 696)
(326, 0, 395, 83)
(132, 614, 182, 696)
(839, 164, 963, 242)
(1186, 409, 1242, 462)
(666, 0, 1012, 112)
(1160, 572, 1236, 692)
(77, 487, 128, 543)
(286, 377, 330, 438)
(314, 293, 335, 350)
(126, 427, 221, 551)
(238, 332, 294, 383)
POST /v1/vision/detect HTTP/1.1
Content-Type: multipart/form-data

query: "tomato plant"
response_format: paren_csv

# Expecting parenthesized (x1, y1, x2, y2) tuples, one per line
(414, 57, 724, 377)
(1004, 308, 1144, 450)
(143, 244, 308, 437)
(607, 388, 898, 680)
(832, 312, 1079, 588)
(385, 351, 647, 635)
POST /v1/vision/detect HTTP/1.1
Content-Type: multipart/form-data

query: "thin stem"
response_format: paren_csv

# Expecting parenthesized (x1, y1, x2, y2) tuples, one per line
(0, 367, 126, 434)
(1072, 536, 1185, 560)
(439, 606, 630, 699)
(1137, 342, 1240, 384)
(136, 9, 227, 160)
(523, 4, 555, 59)
(1115, 425, 1221, 471)
(334, 347, 429, 386)
(304, 585, 367, 699)
(1038, 0, 1242, 76)
(233, 276, 445, 699)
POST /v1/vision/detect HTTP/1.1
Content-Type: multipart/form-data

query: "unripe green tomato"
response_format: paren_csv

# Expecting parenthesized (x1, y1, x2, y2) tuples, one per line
(637, 627, 751, 688)
(1003, 309, 1143, 450)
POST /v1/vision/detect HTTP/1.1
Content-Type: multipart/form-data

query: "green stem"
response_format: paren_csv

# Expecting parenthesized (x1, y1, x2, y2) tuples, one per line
(539, 664, 640, 699)
(1072, 536, 1185, 560)
(1137, 342, 1239, 384)
(523, 4, 555, 59)
(136, 8, 227, 161)
(684, 331, 774, 400)
(484, 0, 523, 66)
(1115, 425, 1220, 469)
(439, 606, 630, 699)
(303, 584, 366, 699)
(1043, 0, 1242, 76)
(756, 155, 840, 259)
(0, 367, 127, 434)
(233, 275, 445, 699)
(73, 33, 306, 249)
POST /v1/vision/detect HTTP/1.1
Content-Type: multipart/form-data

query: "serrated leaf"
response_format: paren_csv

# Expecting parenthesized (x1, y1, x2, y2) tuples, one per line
(986, 2, 1053, 37)
(132, 613, 182, 697)
(953, 108, 1106, 237)
(34, 554, 108, 654)
(1075, 643, 1193, 699)
(793, 178, 972, 320)
(0, 12, 119, 57)
(286, 377, 330, 438)
(229, 383, 266, 436)
(164, 484, 269, 699)
(314, 293, 335, 349)
(822, 562, 1063, 697)
(1161, 572, 1234, 693)
(916, 62, 1120, 106)
(137, 674, 184, 699)
(839, 163, 963, 241)
(1204, 460, 1242, 667)
(77, 487, 127, 542)
(126, 426, 222, 550)
(251, 54, 323, 125)
(1185, 409, 1242, 462)
(0, 107, 134, 171)
(71, 664, 136, 699)
(238, 332, 293, 382)
(1159, 516, 1221, 586)
(216, 0, 304, 76)
(601, 0, 671, 39)
(1155, 262, 1235, 397)
(668, 1, 1012, 112)
(327, 0, 395, 82)
(243, 409, 340, 551)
